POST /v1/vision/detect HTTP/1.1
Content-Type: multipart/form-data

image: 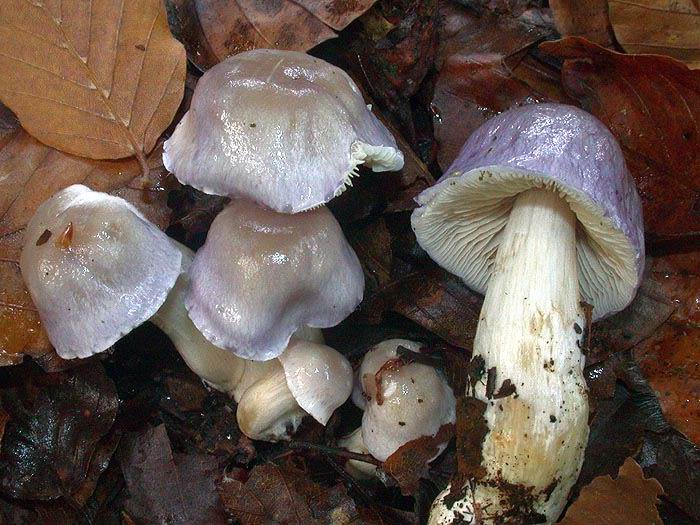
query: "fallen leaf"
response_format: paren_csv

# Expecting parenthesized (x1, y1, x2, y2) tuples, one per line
(588, 273, 674, 365)
(0, 107, 172, 366)
(432, 2, 553, 167)
(166, 0, 377, 71)
(348, 0, 438, 138)
(119, 424, 227, 525)
(432, 53, 545, 169)
(0, 362, 119, 499)
(359, 267, 482, 350)
(540, 37, 700, 242)
(219, 463, 359, 525)
(609, 0, 700, 69)
(632, 252, 700, 444)
(0, 0, 186, 166)
(436, 1, 549, 69)
(549, 0, 615, 46)
(383, 423, 454, 495)
(560, 458, 663, 524)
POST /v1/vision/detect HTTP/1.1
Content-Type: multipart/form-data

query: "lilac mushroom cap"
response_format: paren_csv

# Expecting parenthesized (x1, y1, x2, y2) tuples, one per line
(411, 103, 644, 320)
(163, 49, 404, 213)
(185, 199, 364, 361)
(20, 185, 182, 359)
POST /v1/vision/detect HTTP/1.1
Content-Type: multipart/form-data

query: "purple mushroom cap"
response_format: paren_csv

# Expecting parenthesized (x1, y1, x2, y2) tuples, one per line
(412, 103, 644, 320)
(163, 49, 404, 213)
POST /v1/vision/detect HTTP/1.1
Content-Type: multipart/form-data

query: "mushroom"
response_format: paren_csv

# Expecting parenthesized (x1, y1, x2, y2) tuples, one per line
(163, 48, 404, 213)
(356, 339, 456, 463)
(20, 185, 353, 441)
(185, 198, 365, 361)
(411, 104, 644, 524)
(237, 338, 354, 441)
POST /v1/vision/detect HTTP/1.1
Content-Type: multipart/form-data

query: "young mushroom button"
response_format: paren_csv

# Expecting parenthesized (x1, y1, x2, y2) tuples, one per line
(411, 104, 644, 524)
(185, 199, 365, 361)
(357, 339, 456, 463)
(163, 48, 404, 213)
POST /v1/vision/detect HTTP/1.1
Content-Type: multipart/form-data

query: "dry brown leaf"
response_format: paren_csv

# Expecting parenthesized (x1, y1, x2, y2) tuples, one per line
(559, 458, 663, 524)
(166, 0, 377, 71)
(0, 110, 171, 366)
(549, 0, 615, 47)
(609, 0, 700, 69)
(0, 0, 186, 168)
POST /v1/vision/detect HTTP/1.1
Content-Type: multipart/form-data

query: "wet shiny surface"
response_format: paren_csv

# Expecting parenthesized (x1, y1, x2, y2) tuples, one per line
(357, 339, 456, 462)
(20, 185, 181, 359)
(163, 49, 403, 212)
(186, 199, 364, 361)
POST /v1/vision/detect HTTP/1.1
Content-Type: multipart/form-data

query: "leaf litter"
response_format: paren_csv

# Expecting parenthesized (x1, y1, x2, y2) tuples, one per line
(1, 0, 699, 523)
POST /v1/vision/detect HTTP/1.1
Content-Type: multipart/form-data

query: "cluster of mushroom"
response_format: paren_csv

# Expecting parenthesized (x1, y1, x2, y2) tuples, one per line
(20, 48, 646, 524)
(20, 49, 405, 442)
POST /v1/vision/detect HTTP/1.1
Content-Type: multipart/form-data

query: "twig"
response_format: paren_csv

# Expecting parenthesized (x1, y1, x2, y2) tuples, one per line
(288, 441, 382, 466)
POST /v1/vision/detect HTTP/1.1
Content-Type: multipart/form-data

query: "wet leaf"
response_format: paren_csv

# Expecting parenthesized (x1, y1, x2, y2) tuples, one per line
(219, 463, 359, 525)
(559, 458, 663, 524)
(632, 252, 700, 444)
(166, 0, 377, 71)
(359, 267, 482, 350)
(384, 423, 454, 495)
(0, 0, 185, 164)
(609, 0, 700, 69)
(0, 108, 172, 366)
(118, 424, 227, 525)
(540, 37, 700, 242)
(432, 2, 553, 168)
(0, 362, 119, 499)
(549, 0, 614, 46)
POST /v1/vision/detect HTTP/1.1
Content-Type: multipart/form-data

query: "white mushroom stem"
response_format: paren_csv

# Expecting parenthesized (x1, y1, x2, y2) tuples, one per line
(149, 243, 320, 441)
(236, 364, 307, 442)
(338, 428, 377, 479)
(430, 189, 588, 524)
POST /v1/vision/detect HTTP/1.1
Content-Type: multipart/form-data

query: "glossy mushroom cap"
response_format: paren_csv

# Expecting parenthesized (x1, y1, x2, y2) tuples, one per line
(358, 339, 456, 462)
(278, 339, 353, 425)
(411, 103, 644, 320)
(186, 199, 364, 360)
(20, 185, 181, 359)
(163, 49, 404, 213)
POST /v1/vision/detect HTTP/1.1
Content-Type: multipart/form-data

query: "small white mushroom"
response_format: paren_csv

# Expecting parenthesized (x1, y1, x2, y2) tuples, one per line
(163, 49, 404, 213)
(185, 199, 365, 361)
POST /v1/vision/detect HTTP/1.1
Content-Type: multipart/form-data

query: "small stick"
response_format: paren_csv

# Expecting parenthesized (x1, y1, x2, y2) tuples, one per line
(289, 441, 382, 466)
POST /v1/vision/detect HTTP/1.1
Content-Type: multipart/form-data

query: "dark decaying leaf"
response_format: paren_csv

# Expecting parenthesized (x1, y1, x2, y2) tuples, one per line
(0, 362, 119, 500)
(118, 424, 227, 525)
(358, 267, 482, 350)
(540, 37, 700, 242)
(219, 463, 359, 525)
(166, 0, 377, 71)
(631, 252, 700, 445)
(432, 1, 555, 168)
(348, 0, 438, 137)
(560, 458, 663, 525)
(383, 423, 455, 495)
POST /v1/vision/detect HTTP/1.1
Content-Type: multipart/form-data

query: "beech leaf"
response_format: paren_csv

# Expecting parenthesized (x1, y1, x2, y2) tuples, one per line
(0, 0, 186, 164)
(609, 0, 700, 69)
(559, 458, 663, 524)
(540, 37, 700, 241)
(548, 0, 614, 47)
